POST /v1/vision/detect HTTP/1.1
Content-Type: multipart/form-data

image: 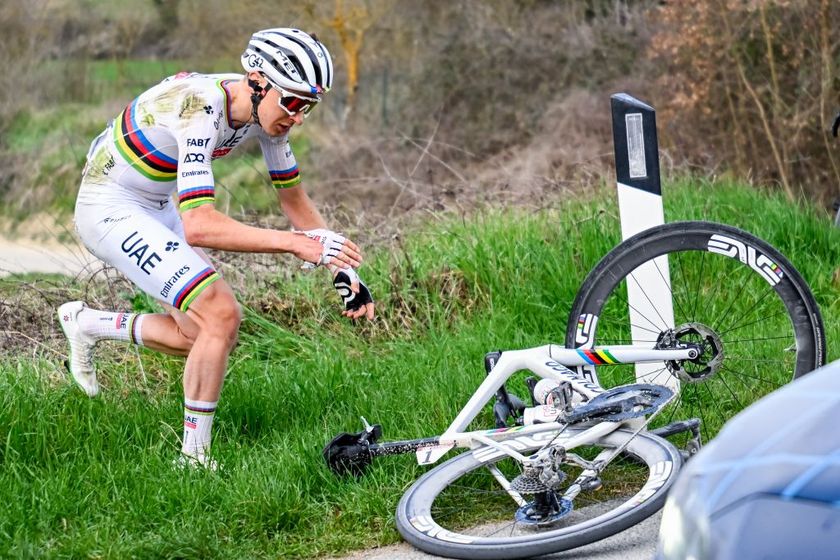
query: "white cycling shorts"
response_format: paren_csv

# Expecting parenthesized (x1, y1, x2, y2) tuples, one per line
(74, 181, 220, 312)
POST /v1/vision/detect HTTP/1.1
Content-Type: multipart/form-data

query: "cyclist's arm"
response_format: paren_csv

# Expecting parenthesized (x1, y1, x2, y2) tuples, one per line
(173, 107, 356, 266)
(181, 189, 360, 267)
(277, 185, 328, 231)
(258, 133, 329, 231)
(182, 204, 302, 252)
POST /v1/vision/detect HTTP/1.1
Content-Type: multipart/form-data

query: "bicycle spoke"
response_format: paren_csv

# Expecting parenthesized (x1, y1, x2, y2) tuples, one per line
(653, 255, 691, 321)
(719, 364, 783, 390)
(711, 373, 746, 411)
(641, 366, 672, 386)
(707, 266, 761, 331)
(697, 380, 731, 426)
(689, 251, 707, 322)
(627, 272, 672, 332)
(663, 386, 684, 426)
(722, 335, 796, 344)
(717, 289, 778, 335)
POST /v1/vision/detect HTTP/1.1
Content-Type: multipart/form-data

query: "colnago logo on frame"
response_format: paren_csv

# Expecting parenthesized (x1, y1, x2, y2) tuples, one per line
(707, 234, 784, 286)
(473, 430, 565, 462)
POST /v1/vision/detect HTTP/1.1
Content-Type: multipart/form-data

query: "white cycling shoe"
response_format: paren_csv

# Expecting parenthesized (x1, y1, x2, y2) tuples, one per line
(173, 453, 219, 472)
(57, 301, 99, 397)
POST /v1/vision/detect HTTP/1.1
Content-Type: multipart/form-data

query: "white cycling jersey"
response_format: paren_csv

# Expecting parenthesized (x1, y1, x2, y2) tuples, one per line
(75, 71, 300, 312)
(80, 71, 301, 209)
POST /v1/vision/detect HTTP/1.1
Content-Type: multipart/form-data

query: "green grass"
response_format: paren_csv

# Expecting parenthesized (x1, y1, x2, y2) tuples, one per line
(1, 179, 839, 558)
(44, 59, 235, 106)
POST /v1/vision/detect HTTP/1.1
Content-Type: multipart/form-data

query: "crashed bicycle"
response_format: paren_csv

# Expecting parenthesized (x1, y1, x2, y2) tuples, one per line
(324, 221, 825, 559)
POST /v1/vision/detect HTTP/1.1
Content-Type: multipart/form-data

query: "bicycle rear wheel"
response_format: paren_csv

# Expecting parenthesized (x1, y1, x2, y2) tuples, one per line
(565, 221, 825, 440)
(396, 428, 681, 559)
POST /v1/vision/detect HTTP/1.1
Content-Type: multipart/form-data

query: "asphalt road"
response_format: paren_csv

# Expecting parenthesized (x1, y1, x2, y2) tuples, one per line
(0, 236, 98, 277)
(329, 511, 661, 560)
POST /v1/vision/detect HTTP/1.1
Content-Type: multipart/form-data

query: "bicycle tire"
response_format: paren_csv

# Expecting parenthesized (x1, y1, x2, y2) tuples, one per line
(396, 428, 681, 559)
(565, 221, 825, 439)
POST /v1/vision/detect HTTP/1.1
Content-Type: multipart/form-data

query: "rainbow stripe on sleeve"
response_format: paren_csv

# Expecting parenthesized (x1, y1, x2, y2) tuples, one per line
(113, 100, 178, 181)
(173, 267, 220, 311)
(269, 166, 301, 188)
(178, 186, 215, 210)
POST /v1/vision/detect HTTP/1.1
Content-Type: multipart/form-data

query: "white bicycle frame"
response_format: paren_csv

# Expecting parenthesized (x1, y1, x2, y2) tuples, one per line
(415, 343, 691, 467)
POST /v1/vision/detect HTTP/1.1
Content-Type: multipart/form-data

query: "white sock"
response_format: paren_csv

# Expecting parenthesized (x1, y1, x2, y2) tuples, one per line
(182, 399, 217, 460)
(78, 309, 145, 345)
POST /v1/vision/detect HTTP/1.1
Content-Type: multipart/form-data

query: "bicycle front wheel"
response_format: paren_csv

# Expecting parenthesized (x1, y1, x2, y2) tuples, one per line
(396, 429, 681, 560)
(565, 221, 825, 439)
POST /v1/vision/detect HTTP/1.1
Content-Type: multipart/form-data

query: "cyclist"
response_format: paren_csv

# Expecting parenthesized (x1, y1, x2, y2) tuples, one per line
(57, 28, 374, 468)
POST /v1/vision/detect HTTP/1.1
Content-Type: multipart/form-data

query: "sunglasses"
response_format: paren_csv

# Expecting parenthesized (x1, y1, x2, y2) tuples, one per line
(277, 89, 320, 118)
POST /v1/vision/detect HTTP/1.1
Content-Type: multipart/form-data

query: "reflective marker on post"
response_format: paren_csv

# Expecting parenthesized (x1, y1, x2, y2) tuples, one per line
(610, 93, 678, 390)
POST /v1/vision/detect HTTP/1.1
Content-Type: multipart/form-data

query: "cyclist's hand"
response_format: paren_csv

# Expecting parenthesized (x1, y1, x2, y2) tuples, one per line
(294, 229, 362, 269)
(333, 267, 375, 321)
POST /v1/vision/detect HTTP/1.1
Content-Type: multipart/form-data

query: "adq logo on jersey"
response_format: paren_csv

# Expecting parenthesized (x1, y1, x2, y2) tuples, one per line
(121, 231, 162, 275)
(183, 153, 206, 164)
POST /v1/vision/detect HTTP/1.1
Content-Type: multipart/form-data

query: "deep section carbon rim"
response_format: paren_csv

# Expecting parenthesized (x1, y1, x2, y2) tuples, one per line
(565, 221, 825, 441)
(396, 429, 681, 560)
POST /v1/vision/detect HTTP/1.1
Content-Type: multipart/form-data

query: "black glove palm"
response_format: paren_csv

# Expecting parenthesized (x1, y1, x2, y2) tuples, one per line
(333, 269, 373, 312)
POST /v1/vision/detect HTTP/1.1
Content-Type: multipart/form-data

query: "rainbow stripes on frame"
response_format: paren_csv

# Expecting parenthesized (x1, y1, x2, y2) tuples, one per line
(270, 166, 301, 188)
(576, 348, 621, 365)
(113, 100, 178, 181)
(173, 267, 220, 312)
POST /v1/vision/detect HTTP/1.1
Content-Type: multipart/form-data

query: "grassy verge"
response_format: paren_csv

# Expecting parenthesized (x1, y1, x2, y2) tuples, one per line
(0, 178, 838, 558)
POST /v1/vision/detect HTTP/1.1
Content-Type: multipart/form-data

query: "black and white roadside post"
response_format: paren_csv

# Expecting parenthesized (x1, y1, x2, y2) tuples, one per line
(611, 93, 677, 390)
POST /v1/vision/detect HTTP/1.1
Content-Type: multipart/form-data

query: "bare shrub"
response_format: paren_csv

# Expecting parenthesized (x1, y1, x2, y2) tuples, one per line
(649, 0, 840, 202)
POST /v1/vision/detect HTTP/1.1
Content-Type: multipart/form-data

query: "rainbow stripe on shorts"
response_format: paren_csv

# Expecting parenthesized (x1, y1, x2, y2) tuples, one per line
(173, 267, 220, 311)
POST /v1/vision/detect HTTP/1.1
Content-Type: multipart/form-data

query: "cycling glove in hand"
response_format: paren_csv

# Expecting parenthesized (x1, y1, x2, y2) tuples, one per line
(333, 268, 373, 312)
(299, 228, 347, 269)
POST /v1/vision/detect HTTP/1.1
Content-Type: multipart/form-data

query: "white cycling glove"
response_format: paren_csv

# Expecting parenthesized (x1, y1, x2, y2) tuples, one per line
(333, 267, 374, 312)
(298, 228, 347, 269)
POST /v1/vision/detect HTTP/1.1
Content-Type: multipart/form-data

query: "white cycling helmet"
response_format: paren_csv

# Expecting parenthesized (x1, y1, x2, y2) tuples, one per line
(241, 28, 333, 99)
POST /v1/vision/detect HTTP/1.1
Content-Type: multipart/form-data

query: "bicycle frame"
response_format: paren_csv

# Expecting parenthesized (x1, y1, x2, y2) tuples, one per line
(416, 343, 694, 466)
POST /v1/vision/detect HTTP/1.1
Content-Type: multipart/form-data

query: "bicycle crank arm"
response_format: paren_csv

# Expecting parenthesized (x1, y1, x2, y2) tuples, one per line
(324, 420, 453, 476)
(368, 436, 444, 458)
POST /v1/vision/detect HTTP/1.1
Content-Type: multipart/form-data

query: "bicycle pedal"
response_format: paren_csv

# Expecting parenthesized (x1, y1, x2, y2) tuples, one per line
(580, 477, 602, 492)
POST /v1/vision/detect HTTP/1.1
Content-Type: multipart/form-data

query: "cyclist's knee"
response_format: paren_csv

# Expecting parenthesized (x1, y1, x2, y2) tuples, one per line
(188, 281, 242, 342)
